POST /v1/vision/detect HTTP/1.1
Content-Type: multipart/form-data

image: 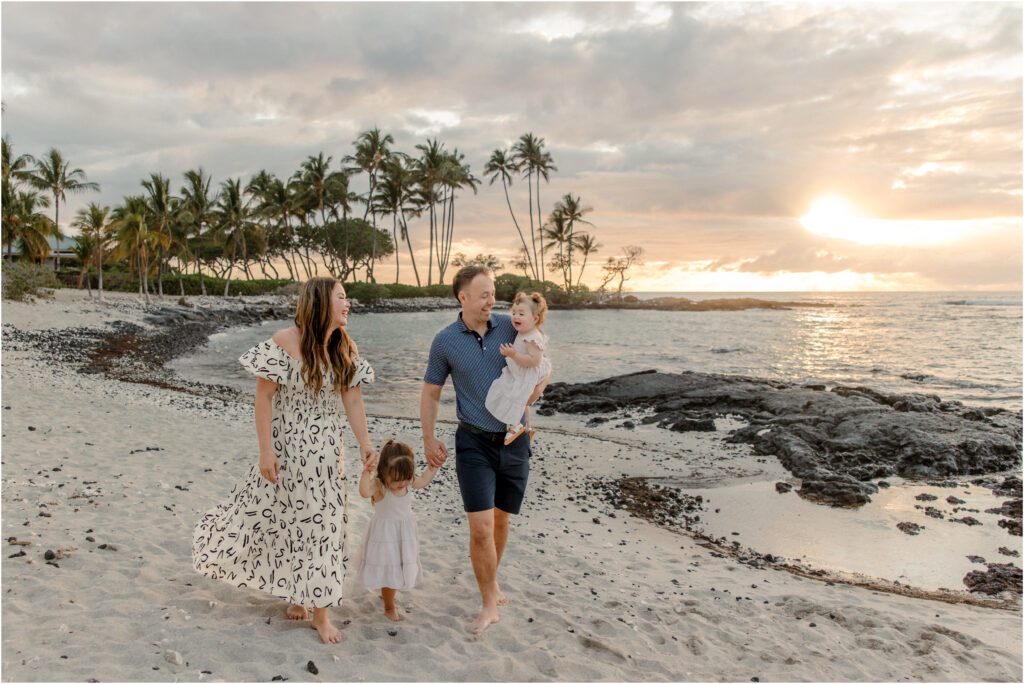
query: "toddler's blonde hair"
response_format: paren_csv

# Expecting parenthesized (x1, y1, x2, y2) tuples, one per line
(513, 291, 548, 327)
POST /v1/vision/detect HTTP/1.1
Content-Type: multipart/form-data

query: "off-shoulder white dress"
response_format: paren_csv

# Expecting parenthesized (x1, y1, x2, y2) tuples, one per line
(192, 339, 374, 608)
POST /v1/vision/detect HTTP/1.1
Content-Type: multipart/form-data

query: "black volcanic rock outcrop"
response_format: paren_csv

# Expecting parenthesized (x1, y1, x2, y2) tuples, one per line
(539, 370, 1022, 507)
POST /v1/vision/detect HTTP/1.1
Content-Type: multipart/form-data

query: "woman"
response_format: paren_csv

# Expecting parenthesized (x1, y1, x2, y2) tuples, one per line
(192, 277, 377, 644)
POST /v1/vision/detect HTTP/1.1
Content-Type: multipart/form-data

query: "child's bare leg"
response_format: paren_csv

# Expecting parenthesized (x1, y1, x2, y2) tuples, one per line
(381, 588, 403, 622)
(286, 603, 309, 620)
(310, 607, 342, 644)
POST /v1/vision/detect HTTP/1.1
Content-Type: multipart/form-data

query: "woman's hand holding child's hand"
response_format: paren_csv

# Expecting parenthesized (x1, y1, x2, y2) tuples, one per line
(360, 443, 378, 472)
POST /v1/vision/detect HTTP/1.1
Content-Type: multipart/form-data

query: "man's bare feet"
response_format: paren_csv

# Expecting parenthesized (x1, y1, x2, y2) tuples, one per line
(466, 606, 500, 634)
(384, 606, 404, 622)
(286, 604, 309, 620)
(311, 610, 342, 644)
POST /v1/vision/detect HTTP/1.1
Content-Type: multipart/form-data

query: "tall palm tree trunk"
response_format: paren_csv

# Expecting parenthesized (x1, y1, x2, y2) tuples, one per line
(536, 174, 544, 280)
(427, 202, 435, 286)
(502, 177, 534, 279)
(400, 211, 421, 287)
(525, 171, 538, 279)
(157, 246, 165, 298)
(224, 242, 237, 296)
(96, 247, 104, 303)
(53, 195, 61, 270)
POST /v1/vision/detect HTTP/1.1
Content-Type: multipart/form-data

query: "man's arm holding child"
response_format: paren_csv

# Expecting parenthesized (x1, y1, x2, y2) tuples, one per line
(527, 369, 552, 406)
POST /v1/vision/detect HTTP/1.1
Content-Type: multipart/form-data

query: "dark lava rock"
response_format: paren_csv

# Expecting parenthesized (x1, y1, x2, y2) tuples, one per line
(877, 480, 891, 488)
(43, 549, 56, 561)
(963, 563, 1022, 595)
(998, 547, 1020, 557)
(586, 416, 609, 427)
(950, 516, 982, 526)
(775, 482, 793, 494)
(946, 496, 965, 505)
(896, 522, 923, 535)
(993, 477, 1023, 498)
(537, 370, 1021, 508)
(997, 498, 1022, 519)
(924, 507, 945, 519)
(966, 555, 986, 563)
(798, 477, 878, 507)
(915, 493, 938, 501)
(620, 420, 635, 430)
(998, 518, 1022, 536)
(306, 661, 318, 675)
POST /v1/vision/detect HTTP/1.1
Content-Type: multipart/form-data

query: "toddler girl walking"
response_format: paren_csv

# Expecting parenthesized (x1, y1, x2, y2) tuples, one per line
(356, 439, 438, 621)
(485, 291, 553, 444)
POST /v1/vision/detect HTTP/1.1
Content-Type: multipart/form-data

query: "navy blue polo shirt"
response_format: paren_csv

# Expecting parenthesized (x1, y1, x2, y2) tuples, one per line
(423, 312, 519, 432)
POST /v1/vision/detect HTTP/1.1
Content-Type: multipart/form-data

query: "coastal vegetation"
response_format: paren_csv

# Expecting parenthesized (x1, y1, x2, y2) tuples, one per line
(2, 132, 643, 303)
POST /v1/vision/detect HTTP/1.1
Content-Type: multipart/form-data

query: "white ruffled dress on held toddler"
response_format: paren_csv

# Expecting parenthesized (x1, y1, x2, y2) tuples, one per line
(356, 486, 423, 590)
(484, 330, 553, 426)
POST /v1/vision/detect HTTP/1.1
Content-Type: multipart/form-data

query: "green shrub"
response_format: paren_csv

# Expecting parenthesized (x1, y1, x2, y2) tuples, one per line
(424, 283, 452, 298)
(343, 282, 392, 303)
(385, 283, 432, 299)
(74, 270, 293, 296)
(1, 262, 61, 300)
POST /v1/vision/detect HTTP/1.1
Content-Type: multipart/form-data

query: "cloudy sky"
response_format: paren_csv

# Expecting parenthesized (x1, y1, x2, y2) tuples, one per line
(3, 1, 1021, 291)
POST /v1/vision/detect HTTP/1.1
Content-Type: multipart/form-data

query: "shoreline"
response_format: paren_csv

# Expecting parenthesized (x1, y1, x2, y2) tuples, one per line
(5, 290, 1021, 601)
(2, 289, 1021, 681)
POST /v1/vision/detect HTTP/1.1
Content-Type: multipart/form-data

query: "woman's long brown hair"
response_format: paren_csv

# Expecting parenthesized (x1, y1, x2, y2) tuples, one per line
(295, 277, 355, 394)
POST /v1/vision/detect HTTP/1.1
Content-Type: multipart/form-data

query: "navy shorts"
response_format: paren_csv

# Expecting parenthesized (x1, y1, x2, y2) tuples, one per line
(454, 425, 530, 514)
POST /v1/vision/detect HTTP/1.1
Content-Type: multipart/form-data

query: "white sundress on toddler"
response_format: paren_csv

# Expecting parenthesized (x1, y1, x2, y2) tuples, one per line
(355, 486, 423, 590)
(484, 330, 553, 426)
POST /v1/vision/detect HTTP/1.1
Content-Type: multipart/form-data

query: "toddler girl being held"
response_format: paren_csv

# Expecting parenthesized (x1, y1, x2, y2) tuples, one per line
(356, 439, 438, 621)
(485, 291, 553, 445)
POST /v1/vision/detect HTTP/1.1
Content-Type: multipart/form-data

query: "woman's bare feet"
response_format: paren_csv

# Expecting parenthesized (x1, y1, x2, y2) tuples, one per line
(311, 608, 342, 644)
(385, 606, 404, 622)
(495, 587, 510, 607)
(466, 606, 500, 634)
(286, 604, 309, 621)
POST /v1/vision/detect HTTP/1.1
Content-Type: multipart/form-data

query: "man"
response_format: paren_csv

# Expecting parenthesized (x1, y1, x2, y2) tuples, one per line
(421, 265, 550, 634)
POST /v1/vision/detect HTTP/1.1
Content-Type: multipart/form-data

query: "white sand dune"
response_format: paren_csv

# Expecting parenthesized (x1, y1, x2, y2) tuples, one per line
(2, 291, 1021, 682)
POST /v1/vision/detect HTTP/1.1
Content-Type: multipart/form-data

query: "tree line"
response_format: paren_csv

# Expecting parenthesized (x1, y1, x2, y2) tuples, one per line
(3, 130, 643, 303)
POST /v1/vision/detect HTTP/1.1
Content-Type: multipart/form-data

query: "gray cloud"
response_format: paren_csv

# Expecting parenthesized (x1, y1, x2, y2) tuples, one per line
(2, 1, 1019, 290)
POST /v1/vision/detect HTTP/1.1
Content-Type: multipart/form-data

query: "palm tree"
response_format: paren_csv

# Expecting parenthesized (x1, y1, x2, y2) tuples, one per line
(141, 173, 175, 298)
(373, 154, 421, 285)
(345, 128, 394, 282)
(72, 233, 97, 295)
(414, 138, 446, 285)
(436, 149, 478, 284)
(551, 193, 592, 288)
(113, 195, 154, 305)
(3, 190, 55, 262)
(485, 148, 535, 279)
(511, 134, 541, 275)
(2, 136, 34, 191)
(23, 148, 100, 269)
(541, 211, 572, 290)
(71, 203, 114, 301)
(572, 232, 601, 288)
(182, 168, 215, 295)
(214, 178, 251, 296)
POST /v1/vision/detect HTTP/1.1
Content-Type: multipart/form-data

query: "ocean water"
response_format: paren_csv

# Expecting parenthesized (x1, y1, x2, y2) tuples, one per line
(169, 291, 1023, 414)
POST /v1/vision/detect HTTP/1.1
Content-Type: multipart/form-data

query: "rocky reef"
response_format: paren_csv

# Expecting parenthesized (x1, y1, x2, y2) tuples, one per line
(537, 369, 1022, 508)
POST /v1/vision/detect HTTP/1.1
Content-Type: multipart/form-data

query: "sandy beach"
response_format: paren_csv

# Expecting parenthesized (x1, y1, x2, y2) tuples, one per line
(2, 290, 1022, 682)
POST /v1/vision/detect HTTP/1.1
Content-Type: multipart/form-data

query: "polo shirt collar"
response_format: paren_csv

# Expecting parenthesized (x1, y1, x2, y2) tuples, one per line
(457, 311, 494, 334)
